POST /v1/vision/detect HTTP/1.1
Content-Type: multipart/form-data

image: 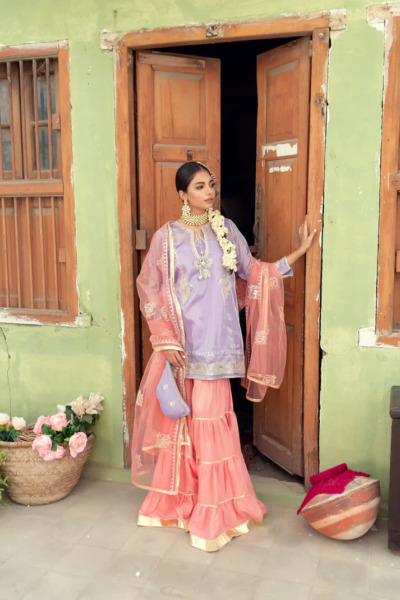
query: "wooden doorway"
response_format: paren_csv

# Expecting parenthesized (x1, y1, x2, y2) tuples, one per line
(115, 16, 330, 485)
(135, 51, 221, 370)
(253, 37, 311, 475)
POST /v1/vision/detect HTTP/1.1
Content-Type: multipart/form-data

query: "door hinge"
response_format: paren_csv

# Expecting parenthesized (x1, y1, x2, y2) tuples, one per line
(135, 229, 147, 250)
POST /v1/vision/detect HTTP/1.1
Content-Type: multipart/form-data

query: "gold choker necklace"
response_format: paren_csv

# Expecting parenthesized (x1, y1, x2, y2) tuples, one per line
(180, 211, 209, 226)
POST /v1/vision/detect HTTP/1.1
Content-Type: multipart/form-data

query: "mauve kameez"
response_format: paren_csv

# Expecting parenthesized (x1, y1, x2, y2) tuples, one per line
(135, 219, 291, 551)
(171, 220, 291, 380)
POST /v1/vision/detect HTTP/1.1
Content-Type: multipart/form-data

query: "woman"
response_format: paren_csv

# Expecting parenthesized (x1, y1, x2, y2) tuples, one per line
(131, 161, 315, 551)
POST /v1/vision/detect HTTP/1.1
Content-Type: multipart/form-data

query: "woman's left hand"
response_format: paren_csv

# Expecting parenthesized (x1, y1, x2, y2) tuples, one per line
(286, 217, 317, 267)
(297, 217, 317, 256)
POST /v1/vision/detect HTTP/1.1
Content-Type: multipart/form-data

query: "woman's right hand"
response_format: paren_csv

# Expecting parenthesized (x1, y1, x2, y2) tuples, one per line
(164, 349, 186, 368)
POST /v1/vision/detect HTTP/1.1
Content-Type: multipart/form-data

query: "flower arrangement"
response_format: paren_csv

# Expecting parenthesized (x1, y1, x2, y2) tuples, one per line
(208, 209, 238, 272)
(0, 413, 27, 442)
(32, 392, 104, 462)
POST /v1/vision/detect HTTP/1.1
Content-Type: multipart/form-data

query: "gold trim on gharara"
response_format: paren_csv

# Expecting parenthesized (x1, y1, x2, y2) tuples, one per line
(190, 519, 263, 552)
(198, 451, 241, 465)
(193, 410, 234, 421)
(198, 489, 253, 508)
(137, 515, 189, 531)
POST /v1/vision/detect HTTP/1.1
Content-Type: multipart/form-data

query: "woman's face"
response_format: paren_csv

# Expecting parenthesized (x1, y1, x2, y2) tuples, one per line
(180, 169, 216, 215)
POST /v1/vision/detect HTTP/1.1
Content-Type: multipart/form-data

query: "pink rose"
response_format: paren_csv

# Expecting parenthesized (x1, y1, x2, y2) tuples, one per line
(42, 445, 66, 461)
(50, 413, 67, 432)
(33, 416, 51, 435)
(0, 413, 10, 426)
(69, 432, 87, 458)
(32, 435, 52, 457)
(11, 416, 26, 431)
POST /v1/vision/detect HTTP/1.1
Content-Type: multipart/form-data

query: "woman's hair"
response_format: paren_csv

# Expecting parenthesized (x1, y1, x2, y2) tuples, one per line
(175, 161, 212, 193)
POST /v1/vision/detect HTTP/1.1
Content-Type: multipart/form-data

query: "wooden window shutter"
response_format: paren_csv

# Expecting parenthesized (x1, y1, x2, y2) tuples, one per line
(0, 44, 77, 320)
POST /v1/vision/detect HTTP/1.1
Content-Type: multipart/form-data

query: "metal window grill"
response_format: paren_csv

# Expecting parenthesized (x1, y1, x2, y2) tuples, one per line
(0, 57, 66, 312)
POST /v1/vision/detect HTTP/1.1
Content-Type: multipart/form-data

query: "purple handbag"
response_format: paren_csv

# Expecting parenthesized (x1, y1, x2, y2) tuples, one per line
(156, 361, 190, 419)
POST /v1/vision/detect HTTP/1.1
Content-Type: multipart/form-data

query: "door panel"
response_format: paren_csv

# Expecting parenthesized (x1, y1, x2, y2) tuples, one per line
(253, 37, 311, 476)
(136, 51, 221, 368)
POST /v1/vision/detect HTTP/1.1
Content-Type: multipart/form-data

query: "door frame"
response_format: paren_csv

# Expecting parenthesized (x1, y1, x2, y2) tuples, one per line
(114, 12, 339, 485)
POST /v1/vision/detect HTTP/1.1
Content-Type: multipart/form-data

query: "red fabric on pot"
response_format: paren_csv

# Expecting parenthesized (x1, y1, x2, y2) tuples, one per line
(297, 463, 370, 515)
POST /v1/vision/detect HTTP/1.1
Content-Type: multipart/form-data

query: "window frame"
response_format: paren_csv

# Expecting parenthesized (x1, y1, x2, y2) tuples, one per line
(0, 42, 77, 323)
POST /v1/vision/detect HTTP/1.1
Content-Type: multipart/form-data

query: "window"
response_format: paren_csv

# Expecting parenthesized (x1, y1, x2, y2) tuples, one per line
(0, 45, 76, 320)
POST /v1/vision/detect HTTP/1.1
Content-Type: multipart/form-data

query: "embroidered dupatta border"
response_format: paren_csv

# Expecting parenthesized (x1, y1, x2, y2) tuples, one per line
(131, 224, 190, 495)
(242, 259, 287, 402)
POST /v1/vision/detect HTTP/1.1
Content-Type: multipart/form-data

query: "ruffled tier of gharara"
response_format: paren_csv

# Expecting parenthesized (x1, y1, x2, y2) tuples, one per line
(138, 379, 266, 551)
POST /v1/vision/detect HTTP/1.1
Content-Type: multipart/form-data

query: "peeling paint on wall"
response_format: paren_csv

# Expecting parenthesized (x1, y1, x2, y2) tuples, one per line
(100, 29, 119, 51)
(0, 312, 92, 327)
(328, 8, 347, 32)
(358, 326, 400, 348)
(367, 3, 396, 34)
(383, 19, 394, 110)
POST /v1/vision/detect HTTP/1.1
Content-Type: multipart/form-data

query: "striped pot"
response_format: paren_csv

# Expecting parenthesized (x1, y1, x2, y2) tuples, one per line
(300, 476, 380, 540)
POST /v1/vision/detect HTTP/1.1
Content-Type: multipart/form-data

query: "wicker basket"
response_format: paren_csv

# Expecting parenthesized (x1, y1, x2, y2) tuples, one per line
(0, 424, 93, 505)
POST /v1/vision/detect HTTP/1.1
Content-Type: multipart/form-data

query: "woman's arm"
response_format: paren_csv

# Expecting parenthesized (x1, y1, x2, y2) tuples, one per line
(137, 227, 185, 368)
(286, 218, 317, 267)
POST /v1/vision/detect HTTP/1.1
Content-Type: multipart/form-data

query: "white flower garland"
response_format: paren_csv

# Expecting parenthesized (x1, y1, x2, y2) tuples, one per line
(208, 209, 238, 273)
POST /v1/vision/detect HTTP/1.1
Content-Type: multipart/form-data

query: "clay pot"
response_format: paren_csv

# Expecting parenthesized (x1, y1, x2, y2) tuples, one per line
(300, 476, 380, 540)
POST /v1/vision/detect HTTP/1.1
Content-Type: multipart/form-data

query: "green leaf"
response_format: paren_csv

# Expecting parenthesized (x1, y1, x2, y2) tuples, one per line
(0, 429, 20, 442)
(41, 424, 55, 435)
(51, 439, 58, 452)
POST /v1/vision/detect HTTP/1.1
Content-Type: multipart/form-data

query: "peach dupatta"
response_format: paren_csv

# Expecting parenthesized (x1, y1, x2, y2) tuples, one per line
(239, 259, 287, 402)
(131, 223, 286, 494)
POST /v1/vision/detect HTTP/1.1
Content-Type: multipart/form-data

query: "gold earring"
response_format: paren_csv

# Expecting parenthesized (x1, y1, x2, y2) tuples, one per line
(182, 199, 191, 218)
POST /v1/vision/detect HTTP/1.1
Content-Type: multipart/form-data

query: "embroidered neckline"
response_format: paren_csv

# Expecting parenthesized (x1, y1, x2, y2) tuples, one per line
(189, 226, 213, 280)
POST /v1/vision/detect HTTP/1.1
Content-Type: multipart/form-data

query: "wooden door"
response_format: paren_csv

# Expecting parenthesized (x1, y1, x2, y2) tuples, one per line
(136, 51, 221, 367)
(253, 37, 311, 476)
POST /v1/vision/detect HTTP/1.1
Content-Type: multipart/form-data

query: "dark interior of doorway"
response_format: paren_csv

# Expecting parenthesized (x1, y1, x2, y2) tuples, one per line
(158, 38, 303, 484)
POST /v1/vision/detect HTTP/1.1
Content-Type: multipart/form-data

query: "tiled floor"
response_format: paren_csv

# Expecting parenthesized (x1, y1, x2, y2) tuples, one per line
(0, 478, 399, 600)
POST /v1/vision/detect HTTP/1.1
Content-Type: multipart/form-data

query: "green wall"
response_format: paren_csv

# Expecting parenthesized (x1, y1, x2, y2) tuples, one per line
(0, 1, 395, 508)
